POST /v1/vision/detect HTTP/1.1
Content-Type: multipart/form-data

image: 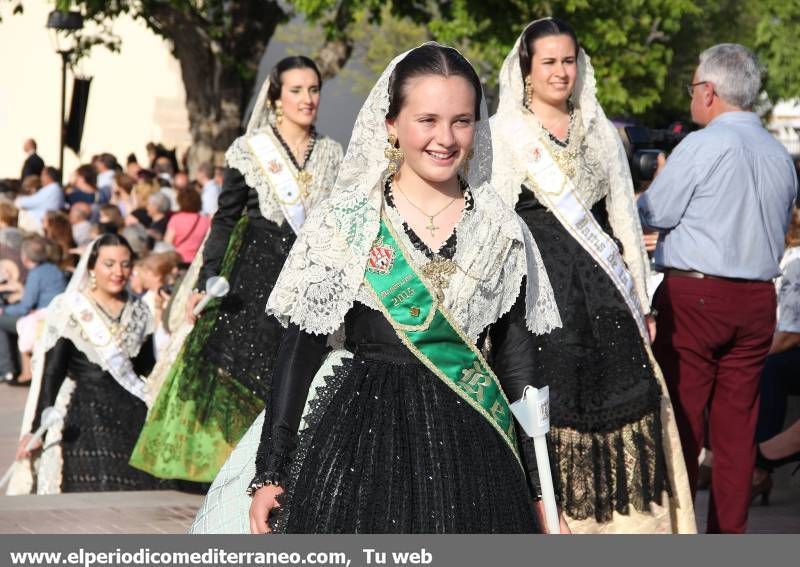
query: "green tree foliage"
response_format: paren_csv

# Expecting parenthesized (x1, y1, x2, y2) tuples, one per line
(294, 0, 800, 124)
(3, 0, 797, 155)
(753, 0, 800, 102)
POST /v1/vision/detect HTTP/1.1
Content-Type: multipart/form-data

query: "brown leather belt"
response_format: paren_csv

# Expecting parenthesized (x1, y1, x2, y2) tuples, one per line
(663, 268, 766, 284)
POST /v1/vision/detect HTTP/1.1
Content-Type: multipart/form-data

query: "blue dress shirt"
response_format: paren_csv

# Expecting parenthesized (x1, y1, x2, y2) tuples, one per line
(15, 183, 64, 223)
(637, 112, 797, 280)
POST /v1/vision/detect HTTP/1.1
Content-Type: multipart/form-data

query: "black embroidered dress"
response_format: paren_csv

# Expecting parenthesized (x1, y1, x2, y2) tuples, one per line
(130, 128, 342, 483)
(248, 185, 546, 534)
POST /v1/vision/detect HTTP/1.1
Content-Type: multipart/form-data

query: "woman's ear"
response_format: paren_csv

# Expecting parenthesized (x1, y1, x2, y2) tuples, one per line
(385, 119, 398, 144)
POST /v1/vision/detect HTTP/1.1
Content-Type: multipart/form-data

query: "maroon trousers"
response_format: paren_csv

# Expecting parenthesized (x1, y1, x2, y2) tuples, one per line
(653, 275, 775, 534)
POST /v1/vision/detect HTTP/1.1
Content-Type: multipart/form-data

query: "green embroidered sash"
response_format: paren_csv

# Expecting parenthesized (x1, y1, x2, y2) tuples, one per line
(364, 217, 521, 465)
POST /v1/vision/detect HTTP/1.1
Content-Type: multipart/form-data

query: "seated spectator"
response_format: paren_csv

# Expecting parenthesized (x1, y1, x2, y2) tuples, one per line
(14, 306, 47, 385)
(146, 192, 172, 241)
(0, 179, 22, 201)
(111, 173, 136, 218)
(126, 153, 141, 179)
(98, 204, 125, 235)
(121, 224, 150, 258)
(137, 251, 180, 359)
(0, 202, 25, 283)
(129, 179, 159, 227)
(197, 161, 220, 216)
(65, 164, 102, 206)
(0, 236, 66, 382)
(173, 171, 190, 192)
(20, 174, 41, 196)
(16, 175, 44, 233)
(43, 211, 78, 272)
(14, 167, 65, 228)
(153, 156, 177, 210)
(69, 202, 93, 247)
(93, 153, 119, 203)
(164, 188, 210, 264)
(752, 208, 800, 502)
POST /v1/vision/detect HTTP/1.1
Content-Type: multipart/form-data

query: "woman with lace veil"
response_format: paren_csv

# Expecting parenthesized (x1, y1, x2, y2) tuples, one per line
(190, 43, 565, 534)
(9, 234, 166, 494)
(129, 56, 343, 485)
(490, 18, 695, 533)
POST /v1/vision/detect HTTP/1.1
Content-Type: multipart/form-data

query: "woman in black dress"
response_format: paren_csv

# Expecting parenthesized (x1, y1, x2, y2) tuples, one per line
(13, 234, 165, 494)
(192, 43, 566, 534)
(490, 18, 694, 532)
(130, 56, 343, 484)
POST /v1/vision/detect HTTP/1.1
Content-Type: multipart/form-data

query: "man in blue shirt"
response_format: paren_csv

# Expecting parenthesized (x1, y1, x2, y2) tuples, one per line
(0, 236, 66, 382)
(15, 167, 65, 228)
(197, 161, 221, 216)
(638, 44, 797, 533)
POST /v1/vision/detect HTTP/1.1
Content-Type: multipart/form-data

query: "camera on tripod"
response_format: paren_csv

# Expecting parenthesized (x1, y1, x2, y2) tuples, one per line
(622, 126, 687, 184)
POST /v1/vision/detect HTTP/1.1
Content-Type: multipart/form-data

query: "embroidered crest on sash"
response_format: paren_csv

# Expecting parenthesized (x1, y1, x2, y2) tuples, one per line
(367, 236, 396, 275)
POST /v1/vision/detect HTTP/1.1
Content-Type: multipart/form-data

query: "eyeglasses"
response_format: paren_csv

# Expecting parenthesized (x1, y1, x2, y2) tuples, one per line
(686, 81, 709, 98)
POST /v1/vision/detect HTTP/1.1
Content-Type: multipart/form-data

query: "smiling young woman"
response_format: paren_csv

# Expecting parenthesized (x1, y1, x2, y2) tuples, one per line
(190, 43, 565, 535)
(11, 235, 168, 495)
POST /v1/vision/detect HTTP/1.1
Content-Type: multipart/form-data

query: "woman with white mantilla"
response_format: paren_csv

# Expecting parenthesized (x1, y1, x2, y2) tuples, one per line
(191, 43, 565, 534)
(11, 235, 166, 494)
(129, 56, 343, 485)
(491, 18, 695, 533)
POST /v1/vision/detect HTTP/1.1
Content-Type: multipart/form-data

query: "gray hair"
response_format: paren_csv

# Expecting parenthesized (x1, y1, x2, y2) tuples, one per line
(21, 236, 49, 264)
(697, 43, 762, 110)
(121, 224, 150, 257)
(147, 192, 171, 214)
(197, 161, 214, 179)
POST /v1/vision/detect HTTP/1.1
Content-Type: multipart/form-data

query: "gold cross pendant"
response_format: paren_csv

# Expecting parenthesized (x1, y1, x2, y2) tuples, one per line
(426, 216, 438, 237)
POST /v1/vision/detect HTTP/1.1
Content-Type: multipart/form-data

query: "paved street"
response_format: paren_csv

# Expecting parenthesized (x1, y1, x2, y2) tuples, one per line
(0, 381, 797, 534)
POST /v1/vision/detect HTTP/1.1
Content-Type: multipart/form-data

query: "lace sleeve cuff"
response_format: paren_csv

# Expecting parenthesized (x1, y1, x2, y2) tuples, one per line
(246, 470, 285, 497)
(247, 449, 291, 496)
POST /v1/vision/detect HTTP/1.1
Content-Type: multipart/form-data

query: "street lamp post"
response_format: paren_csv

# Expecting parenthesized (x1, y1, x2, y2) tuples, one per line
(57, 49, 71, 174)
(46, 10, 83, 174)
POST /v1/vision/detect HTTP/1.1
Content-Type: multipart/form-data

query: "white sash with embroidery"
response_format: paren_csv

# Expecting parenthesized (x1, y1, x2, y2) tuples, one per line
(526, 143, 647, 340)
(247, 133, 306, 234)
(71, 294, 148, 402)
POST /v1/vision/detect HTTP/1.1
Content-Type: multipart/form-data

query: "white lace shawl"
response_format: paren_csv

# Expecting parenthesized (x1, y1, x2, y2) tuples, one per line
(266, 43, 561, 339)
(490, 33, 651, 311)
(225, 131, 343, 227)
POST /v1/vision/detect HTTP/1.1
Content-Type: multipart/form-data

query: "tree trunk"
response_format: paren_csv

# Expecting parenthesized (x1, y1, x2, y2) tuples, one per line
(146, 1, 287, 174)
(316, 38, 354, 81)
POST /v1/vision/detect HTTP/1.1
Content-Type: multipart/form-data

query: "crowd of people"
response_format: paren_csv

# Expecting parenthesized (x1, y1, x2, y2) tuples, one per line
(1, 17, 798, 536)
(0, 142, 223, 383)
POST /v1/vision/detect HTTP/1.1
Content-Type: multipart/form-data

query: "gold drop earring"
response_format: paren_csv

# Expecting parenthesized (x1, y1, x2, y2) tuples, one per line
(524, 76, 534, 109)
(385, 134, 405, 175)
(89, 271, 97, 290)
(275, 100, 284, 125)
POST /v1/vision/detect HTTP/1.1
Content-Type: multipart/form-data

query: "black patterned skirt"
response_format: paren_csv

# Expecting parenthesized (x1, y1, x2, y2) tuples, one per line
(275, 344, 540, 534)
(516, 190, 668, 522)
(61, 367, 169, 492)
(202, 217, 296, 398)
